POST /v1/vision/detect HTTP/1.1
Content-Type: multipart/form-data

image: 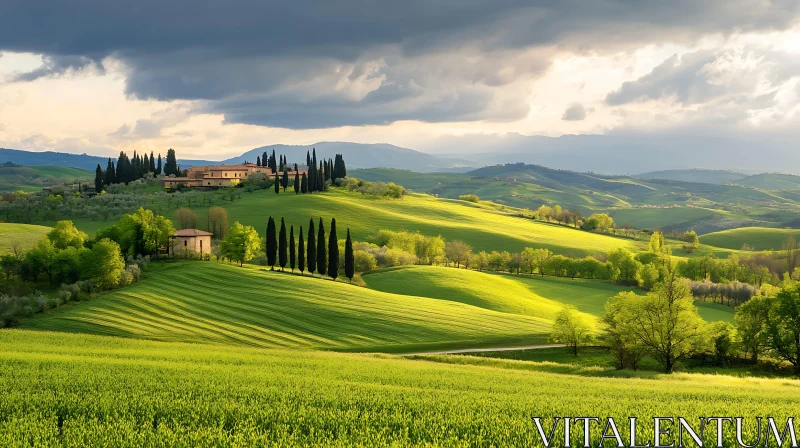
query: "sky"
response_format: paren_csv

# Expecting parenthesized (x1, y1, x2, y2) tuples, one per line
(1, 1, 800, 168)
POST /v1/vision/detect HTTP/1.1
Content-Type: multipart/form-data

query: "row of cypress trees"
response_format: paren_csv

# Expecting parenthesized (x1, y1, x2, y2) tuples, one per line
(94, 148, 180, 192)
(265, 216, 355, 281)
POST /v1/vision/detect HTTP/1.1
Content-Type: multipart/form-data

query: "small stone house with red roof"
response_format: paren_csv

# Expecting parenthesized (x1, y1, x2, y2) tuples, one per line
(170, 229, 213, 256)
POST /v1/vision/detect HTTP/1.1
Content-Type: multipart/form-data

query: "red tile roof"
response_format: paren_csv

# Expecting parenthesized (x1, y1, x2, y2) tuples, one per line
(173, 229, 214, 237)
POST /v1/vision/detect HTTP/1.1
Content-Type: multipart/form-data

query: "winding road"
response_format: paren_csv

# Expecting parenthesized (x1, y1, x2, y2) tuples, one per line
(398, 343, 565, 357)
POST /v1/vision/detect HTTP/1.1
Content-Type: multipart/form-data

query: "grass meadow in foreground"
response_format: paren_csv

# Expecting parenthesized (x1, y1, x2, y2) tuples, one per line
(1, 329, 798, 447)
(20, 262, 550, 352)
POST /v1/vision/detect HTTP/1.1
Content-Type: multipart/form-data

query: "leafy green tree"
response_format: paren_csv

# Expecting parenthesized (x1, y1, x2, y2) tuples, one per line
(94, 164, 104, 193)
(25, 238, 58, 284)
(582, 213, 615, 232)
(608, 248, 641, 284)
(115, 208, 175, 256)
(266, 217, 277, 269)
(472, 251, 489, 271)
(317, 218, 326, 276)
(279, 218, 288, 271)
(551, 305, 592, 355)
(307, 219, 316, 274)
(623, 271, 707, 373)
(636, 263, 661, 290)
(79, 238, 125, 288)
(766, 285, 800, 372)
(220, 222, 261, 267)
(345, 228, 354, 281)
(174, 208, 198, 230)
(52, 246, 82, 284)
(47, 220, 87, 250)
(684, 230, 700, 252)
(328, 218, 339, 279)
(298, 226, 305, 274)
(734, 295, 772, 362)
(444, 240, 472, 268)
(164, 148, 179, 176)
(601, 292, 647, 370)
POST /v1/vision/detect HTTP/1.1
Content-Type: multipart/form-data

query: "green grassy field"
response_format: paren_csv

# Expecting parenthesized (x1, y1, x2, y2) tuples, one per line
(0, 223, 51, 254)
(0, 165, 91, 192)
(364, 265, 733, 323)
(163, 189, 647, 257)
(2, 329, 797, 446)
(21, 262, 551, 352)
(700, 227, 800, 251)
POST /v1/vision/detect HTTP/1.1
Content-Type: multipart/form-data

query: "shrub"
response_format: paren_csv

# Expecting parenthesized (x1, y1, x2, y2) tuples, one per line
(458, 194, 480, 203)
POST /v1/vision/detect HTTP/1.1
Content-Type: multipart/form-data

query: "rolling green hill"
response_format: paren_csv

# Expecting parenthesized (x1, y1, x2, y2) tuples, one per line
(364, 265, 733, 323)
(171, 190, 647, 257)
(21, 262, 551, 352)
(734, 173, 800, 190)
(0, 223, 51, 254)
(353, 166, 800, 233)
(701, 227, 800, 251)
(635, 169, 747, 184)
(0, 165, 91, 192)
(4, 329, 798, 445)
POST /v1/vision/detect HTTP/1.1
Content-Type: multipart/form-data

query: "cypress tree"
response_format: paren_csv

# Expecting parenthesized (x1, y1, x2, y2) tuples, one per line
(298, 226, 305, 274)
(301, 173, 308, 194)
(270, 149, 277, 173)
(105, 158, 116, 185)
(165, 148, 179, 176)
(150, 151, 156, 172)
(94, 164, 104, 193)
(345, 228, 354, 281)
(316, 217, 326, 276)
(266, 216, 277, 269)
(294, 168, 300, 194)
(256, 155, 261, 167)
(262, 151, 268, 169)
(328, 218, 339, 280)
(274, 172, 280, 194)
(318, 161, 325, 191)
(156, 154, 162, 175)
(307, 219, 316, 274)
(306, 150, 311, 168)
(278, 218, 287, 271)
(282, 168, 288, 192)
(289, 225, 296, 272)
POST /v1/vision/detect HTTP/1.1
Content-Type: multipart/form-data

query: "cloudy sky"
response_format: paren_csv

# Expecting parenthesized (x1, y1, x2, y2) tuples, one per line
(1, 1, 800, 166)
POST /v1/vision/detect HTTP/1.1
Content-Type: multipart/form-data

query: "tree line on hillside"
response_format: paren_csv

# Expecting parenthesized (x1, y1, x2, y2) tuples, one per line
(260, 149, 347, 196)
(552, 263, 800, 374)
(218, 217, 356, 282)
(0, 218, 155, 327)
(95, 148, 181, 192)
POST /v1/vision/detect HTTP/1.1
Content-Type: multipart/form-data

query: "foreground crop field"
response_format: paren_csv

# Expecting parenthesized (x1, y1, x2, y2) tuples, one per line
(0, 223, 51, 254)
(364, 265, 734, 323)
(21, 262, 550, 352)
(1, 330, 797, 447)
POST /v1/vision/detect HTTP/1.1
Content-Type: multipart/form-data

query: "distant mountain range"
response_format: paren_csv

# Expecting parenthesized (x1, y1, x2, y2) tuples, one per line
(221, 142, 476, 172)
(0, 143, 476, 173)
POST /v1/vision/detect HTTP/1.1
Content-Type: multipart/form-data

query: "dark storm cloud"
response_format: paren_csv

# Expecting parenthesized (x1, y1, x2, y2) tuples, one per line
(2, 0, 799, 128)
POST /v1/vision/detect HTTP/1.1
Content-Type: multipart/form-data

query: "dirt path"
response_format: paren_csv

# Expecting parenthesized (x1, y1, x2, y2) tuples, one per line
(398, 343, 565, 357)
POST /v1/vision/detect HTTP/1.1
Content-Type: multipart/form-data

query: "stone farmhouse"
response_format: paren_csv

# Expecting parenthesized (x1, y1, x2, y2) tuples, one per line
(162, 163, 307, 189)
(170, 228, 213, 256)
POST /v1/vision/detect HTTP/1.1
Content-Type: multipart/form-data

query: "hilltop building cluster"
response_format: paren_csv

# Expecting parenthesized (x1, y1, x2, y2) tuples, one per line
(162, 163, 307, 189)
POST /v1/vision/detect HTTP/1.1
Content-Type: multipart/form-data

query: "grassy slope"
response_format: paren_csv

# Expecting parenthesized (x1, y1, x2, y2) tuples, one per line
(364, 265, 733, 323)
(0, 223, 50, 254)
(735, 173, 800, 190)
(2, 329, 798, 446)
(182, 189, 645, 256)
(21, 262, 551, 352)
(0, 165, 91, 192)
(701, 227, 800, 251)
